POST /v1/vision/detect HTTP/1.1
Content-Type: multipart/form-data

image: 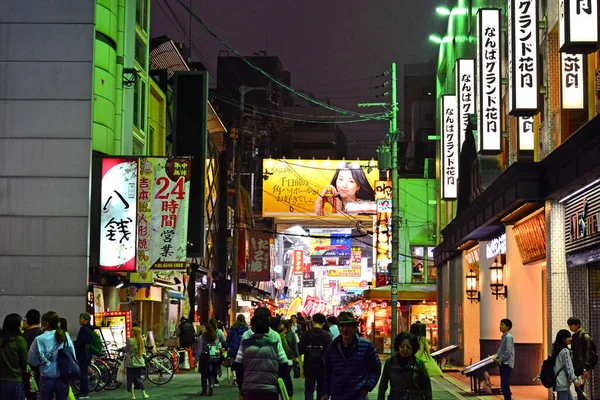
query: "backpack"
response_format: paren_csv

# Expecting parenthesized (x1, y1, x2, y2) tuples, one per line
(304, 344, 325, 370)
(590, 338, 598, 369)
(202, 342, 222, 363)
(87, 331, 103, 356)
(539, 357, 562, 389)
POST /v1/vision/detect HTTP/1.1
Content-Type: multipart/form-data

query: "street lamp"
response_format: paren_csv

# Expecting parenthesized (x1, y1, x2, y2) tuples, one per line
(465, 269, 480, 303)
(489, 257, 508, 300)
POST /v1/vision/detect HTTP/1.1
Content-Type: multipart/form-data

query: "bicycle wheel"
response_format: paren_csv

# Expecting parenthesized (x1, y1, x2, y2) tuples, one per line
(92, 359, 109, 391)
(145, 354, 174, 385)
(72, 363, 101, 393)
(103, 359, 123, 391)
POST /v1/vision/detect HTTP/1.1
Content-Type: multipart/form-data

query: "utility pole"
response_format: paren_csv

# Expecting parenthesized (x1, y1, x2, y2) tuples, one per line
(389, 62, 400, 339)
(230, 85, 268, 328)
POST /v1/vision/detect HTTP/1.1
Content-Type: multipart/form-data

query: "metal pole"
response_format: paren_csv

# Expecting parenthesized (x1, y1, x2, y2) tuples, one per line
(390, 62, 400, 339)
(230, 86, 246, 327)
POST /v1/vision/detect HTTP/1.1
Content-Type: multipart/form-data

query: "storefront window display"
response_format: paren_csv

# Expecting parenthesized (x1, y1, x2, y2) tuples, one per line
(411, 246, 436, 283)
(409, 304, 438, 350)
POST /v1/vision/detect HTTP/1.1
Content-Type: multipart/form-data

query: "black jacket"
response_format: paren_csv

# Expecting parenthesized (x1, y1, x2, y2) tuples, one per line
(74, 323, 94, 362)
(178, 321, 196, 348)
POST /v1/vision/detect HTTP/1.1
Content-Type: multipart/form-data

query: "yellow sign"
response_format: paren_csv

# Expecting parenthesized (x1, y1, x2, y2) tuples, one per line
(262, 159, 378, 217)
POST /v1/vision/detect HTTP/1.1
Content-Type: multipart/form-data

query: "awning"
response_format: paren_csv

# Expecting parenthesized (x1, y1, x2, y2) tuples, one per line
(362, 284, 437, 301)
(167, 290, 185, 300)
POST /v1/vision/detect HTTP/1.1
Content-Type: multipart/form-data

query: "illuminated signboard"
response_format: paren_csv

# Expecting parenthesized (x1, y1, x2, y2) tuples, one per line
(374, 180, 392, 287)
(262, 159, 378, 217)
(509, 0, 539, 115)
(561, 52, 585, 109)
(560, 0, 599, 53)
(441, 95, 458, 199)
(486, 233, 507, 259)
(456, 59, 475, 151)
(477, 8, 502, 153)
(518, 116, 535, 151)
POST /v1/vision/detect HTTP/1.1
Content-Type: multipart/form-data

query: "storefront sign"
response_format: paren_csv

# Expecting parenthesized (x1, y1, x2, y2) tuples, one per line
(309, 228, 352, 256)
(565, 184, 600, 254)
(456, 59, 475, 151)
(561, 52, 585, 109)
(293, 250, 304, 275)
(262, 159, 378, 218)
(100, 158, 138, 271)
(441, 95, 458, 199)
(560, 0, 599, 53)
(375, 181, 392, 285)
(328, 247, 361, 277)
(518, 116, 535, 151)
(513, 212, 546, 264)
(247, 233, 271, 281)
(508, 0, 539, 115)
(477, 8, 502, 153)
(303, 271, 315, 287)
(486, 233, 507, 259)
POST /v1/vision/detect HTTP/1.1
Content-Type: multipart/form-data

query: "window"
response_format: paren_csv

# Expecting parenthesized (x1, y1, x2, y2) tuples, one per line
(135, 34, 147, 70)
(133, 79, 147, 132)
(410, 245, 437, 283)
(132, 137, 145, 155)
(136, 0, 148, 33)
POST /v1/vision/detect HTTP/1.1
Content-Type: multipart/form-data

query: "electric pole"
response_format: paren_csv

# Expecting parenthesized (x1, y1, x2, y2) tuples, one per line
(230, 85, 268, 328)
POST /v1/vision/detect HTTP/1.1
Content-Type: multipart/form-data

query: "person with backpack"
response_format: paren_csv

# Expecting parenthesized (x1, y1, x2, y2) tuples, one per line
(194, 322, 222, 396)
(73, 312, 94, 399)
(377, 331, 432, 400)
(321, 312, 381, 400)
(28, 311, 75, 400)
(178, 317, 196, 349)
(553, 329, 581, 399)
(568, 317, 595, 399)
(493, 318, 514, 400)
(226, 315, 249, 386)
(0, 313, 28, 399)
(299, 313, 332, 400)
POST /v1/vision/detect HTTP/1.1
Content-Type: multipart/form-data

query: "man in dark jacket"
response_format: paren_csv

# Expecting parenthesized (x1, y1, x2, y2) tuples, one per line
(178, 317, 196, 348)
(74, 312, 94, 399)
(299, 313, 333, 400)
(321, 312, 381, 400)
(23, 309, 43, 400)
(568, 317, 592, 400)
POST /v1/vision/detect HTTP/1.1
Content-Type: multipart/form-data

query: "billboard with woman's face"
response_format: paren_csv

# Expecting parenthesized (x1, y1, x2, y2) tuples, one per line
(262, 159, 379, 218)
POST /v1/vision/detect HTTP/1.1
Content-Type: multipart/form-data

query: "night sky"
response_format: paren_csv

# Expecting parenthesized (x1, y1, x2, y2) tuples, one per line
(151, 0, 446, 146)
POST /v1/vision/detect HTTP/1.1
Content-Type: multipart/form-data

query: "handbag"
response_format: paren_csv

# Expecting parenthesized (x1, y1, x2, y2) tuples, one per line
(292, 362, 301, 379)
(116, 360, 127, 384)
(57, 339, 81, 379)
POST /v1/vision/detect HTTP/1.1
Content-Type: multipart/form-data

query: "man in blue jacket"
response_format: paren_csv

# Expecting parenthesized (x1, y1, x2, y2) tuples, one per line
(321, 312, 381, 400)
(74, 312, 94, 399)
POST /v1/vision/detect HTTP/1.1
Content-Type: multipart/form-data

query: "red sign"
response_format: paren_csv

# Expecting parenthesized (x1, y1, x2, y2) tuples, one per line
(293, 250, 303, 275)
(376, 273, 388, 288)
(247, 233, 271, 281)
(360, 280, 369, 289)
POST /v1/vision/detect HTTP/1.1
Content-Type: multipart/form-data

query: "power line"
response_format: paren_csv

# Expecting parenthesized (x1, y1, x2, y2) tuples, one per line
(174, 0, 389, 122)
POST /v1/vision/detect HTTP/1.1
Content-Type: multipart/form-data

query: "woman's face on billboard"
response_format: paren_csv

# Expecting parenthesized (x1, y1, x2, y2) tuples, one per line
(335, 169, 359, 200)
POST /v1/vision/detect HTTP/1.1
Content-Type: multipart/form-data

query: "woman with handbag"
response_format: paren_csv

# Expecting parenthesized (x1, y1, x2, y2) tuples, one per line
(125, 327, 149, 399)
(377, 332, 433, 400)
(0, 313, 28, 399)
(28, 311, 75, 400)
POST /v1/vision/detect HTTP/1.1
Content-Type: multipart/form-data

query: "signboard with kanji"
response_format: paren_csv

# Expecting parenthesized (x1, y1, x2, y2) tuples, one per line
(247, 233, 271, 281)
(456, 59, 475, 151)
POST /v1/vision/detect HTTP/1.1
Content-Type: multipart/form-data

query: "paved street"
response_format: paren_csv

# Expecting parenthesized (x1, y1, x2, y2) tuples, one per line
(86, 370, 478, 399)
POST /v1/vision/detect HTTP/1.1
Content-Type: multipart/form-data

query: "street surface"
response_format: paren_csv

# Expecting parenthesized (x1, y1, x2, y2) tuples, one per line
(87, 369, 478, 399)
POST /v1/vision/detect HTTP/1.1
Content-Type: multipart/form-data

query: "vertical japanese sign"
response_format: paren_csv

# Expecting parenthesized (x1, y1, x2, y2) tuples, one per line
(441, 95, 458, 199)
(518, 116, 535, 151)
(136, 158, 153, 275)
(560, 0, 599, 53)
(375, 180, 392, 287)
(293, 249, 304, 275)
(509, 0, 539, 114)
(477, 8, 502, 153)
(149, 158, 192, 270)
(561, 52, 585, 109)
(456, 59, 475, 152)
(100, 158, 138, 271)
(247, 233, 271, 281)
(303, 271, 315, 287)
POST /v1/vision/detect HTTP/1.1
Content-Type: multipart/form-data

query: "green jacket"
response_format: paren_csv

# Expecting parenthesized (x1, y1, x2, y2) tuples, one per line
(0, 336, 28, 382)
(377, 355, 432, 400)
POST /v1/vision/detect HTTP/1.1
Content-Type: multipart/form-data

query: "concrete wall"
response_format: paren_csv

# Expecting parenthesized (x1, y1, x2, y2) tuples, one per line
(0, 1, 95, 336)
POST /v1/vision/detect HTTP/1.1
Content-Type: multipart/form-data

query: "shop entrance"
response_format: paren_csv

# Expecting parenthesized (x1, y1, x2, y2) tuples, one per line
(588, 263, 600, 397)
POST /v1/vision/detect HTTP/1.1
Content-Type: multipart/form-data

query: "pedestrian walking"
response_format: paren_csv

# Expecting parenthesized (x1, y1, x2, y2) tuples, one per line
(23, 309, 43, 400)
(298, 313, 333, 400)
(0, 313, 28, 400)
(568, 317, 592, 399)
(235, 312, 290, 400)
(178, 317, 196, 349)
(280, 320, 299, 397)
(326, 317, 339, 340)
(290, 315, 301, 342)
(210, 318, 226, 386)
(195, 322, 222, 396)
(125, 326, 149, 399)
(321, 312, 381, 400)
(410, 323, 442, 377)
(377, 332, 432, 400)
(553, 329, 581, 400)
(226, 315, 249, 386)
(28, 311, 75, 400)
(73, 312, 94, 399)
(493, 318, 514, 400)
